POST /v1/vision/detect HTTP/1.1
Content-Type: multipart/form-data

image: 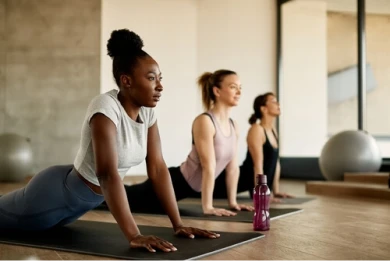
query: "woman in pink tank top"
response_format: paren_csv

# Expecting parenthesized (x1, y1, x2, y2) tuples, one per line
(179, 70, 254, 216)
(120, 70, 253, 217)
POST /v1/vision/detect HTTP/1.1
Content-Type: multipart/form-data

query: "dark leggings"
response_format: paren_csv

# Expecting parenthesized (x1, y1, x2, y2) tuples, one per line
(123, 167, 199, 213)
(123, 165, 260, 212)
(188, 164, 275, 199)
(191, 165, 255, 199)
(214, 165, 275, 199)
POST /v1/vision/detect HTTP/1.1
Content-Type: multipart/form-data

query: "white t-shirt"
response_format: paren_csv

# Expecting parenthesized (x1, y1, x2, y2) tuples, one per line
(73, 89, 156, 186)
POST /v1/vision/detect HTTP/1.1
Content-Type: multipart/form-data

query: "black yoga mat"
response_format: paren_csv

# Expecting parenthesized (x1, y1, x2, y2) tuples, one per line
(273, 197, 315, 204)
(95, 202, 302, 223)
(0, 220, 264, 260)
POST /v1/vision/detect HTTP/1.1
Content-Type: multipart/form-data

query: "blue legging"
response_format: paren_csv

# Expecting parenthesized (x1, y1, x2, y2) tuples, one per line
(0, 165, 104, 230)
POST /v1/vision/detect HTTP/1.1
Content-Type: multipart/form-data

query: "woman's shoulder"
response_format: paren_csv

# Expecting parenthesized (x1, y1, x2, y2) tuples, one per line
(192, 112, 216, 135)
(249, 123, 264, 131)
(84, 90, 122, 127)
(139, 106, 155, 117)
(89, 90, 121, 109)
(139, 106, 157, 127)
(248, 123, 265, 139)
(194, 112, 213, 123)
(86, 90, 122, 116)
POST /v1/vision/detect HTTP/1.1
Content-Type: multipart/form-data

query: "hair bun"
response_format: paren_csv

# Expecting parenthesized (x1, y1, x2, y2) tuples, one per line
(107, 29, 144, 59)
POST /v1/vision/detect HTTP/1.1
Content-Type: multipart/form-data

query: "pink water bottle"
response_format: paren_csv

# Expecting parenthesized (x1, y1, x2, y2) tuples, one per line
(253, 174, 270, 231)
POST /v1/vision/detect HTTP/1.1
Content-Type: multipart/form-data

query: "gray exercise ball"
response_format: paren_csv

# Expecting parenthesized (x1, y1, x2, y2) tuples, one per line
(0, 133, 33, 182)
(319, 130, 382, 181)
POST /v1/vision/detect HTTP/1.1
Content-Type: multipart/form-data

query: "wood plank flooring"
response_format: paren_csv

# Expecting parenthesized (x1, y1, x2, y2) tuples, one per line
(0, 178, 389, 260)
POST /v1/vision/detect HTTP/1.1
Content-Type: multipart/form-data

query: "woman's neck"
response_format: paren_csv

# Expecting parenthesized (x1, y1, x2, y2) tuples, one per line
(117, 91, 141, 122)
(210, 103, 232, 123)
(260, 116, 275, 130)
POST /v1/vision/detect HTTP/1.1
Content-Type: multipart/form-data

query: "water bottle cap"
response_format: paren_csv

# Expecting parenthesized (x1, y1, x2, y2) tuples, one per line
(256, 174, 267, 184)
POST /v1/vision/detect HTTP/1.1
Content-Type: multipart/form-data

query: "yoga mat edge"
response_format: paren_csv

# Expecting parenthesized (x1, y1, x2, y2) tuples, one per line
(0, 220, 265, 260)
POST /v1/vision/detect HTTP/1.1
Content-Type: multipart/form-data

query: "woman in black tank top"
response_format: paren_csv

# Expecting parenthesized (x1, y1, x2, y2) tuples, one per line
(212, 93, 294, 201)
(241, 127, 279, 197)
(241, 93, 293, 199)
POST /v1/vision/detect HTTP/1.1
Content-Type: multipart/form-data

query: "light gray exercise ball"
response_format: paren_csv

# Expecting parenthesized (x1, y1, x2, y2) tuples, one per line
(319, 130, 382, 181)
(0, 133, 33, 182)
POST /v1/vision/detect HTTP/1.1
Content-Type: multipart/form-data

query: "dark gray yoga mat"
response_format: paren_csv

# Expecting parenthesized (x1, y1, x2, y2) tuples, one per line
(95, 202, 303, 223)
(0, 220, 264, 260)
(235, 197, 316, 205)
(274, 197, 315, 204)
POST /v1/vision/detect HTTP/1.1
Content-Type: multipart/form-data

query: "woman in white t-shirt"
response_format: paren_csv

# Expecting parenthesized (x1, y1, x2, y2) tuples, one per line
(0, 29, 219, 253)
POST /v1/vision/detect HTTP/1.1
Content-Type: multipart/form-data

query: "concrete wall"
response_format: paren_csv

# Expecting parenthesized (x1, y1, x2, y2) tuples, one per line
(0, 0, 101, 173)
(0, 1, 5, 133)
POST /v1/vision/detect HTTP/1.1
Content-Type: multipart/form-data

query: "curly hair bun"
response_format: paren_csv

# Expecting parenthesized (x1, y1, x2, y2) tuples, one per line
(107, 29, 144, 59)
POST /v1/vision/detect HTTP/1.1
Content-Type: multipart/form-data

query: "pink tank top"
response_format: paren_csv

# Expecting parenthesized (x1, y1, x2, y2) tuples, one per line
(180, 112, 237, 192)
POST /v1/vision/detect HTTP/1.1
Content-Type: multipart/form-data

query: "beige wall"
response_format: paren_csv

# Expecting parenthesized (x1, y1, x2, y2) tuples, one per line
(303, 0, 390, 15)
(197, 0, 276, 164)
(101, 0, 199, 175)
(101, 0, 276, 175)
(319, 0, 390, 15)
(327, 12, 390, 136)
(0, 1, 4, 134)
(280, 0, 328, 157)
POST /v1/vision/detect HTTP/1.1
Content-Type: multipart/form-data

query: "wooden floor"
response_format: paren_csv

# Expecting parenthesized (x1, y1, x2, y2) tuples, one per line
(0, 178, 390, 260)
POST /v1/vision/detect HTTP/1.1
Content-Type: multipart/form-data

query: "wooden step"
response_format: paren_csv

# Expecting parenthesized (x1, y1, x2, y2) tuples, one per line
(306, 181, 390, 200)
(344, 172, 390, 185)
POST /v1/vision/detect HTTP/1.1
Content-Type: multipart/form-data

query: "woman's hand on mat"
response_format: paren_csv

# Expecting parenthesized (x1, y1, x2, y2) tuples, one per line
(229, 203, 254, 212)
(129, 234, 177, 253)
(174, 226, 221, 239)
(270, 196, 282, 203)
(274, 192, 294, 198)
(203, 207, 237, 216)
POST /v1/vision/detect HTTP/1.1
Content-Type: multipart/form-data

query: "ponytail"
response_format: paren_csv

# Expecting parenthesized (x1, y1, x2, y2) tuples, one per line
(197, 72, 214, 111)
(248, 113, 258, 124)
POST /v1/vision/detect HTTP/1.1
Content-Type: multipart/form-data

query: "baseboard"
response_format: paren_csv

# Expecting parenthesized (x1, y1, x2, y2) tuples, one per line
(280, 157, 324, 180)
(380, 158, 390, 172)
(281, 157, 390, 181)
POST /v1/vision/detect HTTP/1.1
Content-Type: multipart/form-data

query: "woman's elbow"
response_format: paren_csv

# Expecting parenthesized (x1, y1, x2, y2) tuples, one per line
(96, 171, 119, 186)
(147, 162, 168, 181)
(225, 167, 239, 177)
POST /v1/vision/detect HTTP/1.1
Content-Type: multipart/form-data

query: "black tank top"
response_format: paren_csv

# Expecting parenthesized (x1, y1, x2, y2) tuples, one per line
(242, 128, 279, 190)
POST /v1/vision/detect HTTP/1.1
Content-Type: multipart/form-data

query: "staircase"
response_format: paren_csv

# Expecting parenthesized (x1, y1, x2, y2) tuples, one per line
(306, 172, 390, 200)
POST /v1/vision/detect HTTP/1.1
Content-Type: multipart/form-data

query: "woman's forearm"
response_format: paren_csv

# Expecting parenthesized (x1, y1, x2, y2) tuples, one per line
(272, 178, 280, 193)
(253, 164, 264, 184)
(149, 169, 183, 230)
(98, 173, 141, 242)
(225, 167, 239, 206)
(272, 161, 281, 193)
(201, 169, 215, 211)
